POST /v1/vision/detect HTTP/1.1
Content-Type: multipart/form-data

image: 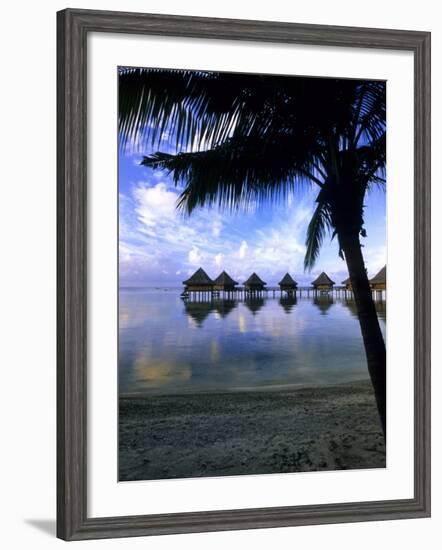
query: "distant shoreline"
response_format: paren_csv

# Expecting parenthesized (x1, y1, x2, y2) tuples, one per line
(119, 379, 385, 482)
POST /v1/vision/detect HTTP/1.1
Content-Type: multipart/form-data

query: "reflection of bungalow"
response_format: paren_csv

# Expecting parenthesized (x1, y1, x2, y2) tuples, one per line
(313, 296, 334, 315)
(183, 267, 214, 293)
(278, 273, 298, 294)
(212, 299, 237, 318)
(342, 299, 358, 318)
(244, 297, 265, 315)
(279, 296, 297, 314)
(244, 272, 266, 293)
(214, 271, 238, 292)
(342, 276, 352, 290)
(183, 301, 214, 327)
(370, 266, 386, 291)
(311, 272, 335, 293)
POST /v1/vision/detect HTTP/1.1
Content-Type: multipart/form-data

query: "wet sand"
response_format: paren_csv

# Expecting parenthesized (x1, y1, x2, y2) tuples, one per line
(119, 380, 385, 481)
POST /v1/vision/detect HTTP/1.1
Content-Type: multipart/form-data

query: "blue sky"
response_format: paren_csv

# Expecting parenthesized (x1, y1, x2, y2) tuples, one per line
(119, 133, 386, 288)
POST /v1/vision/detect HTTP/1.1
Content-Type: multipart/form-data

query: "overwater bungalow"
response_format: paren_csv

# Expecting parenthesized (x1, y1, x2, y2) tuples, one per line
(370, 266, 386, 291)
(369, 265, 386, 300)
(278, 273, 298, 295)
(213, 271, 238, 292)
(244, 272, 267, 294)
(311, 272, 335, 294)
(182, 267, 214, 297)
(342, 276, 352, 290)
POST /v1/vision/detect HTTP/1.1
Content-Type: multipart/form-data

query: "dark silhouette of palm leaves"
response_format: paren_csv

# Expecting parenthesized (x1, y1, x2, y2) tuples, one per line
(304, 201, 332, 270)
(119, 68, 385, 271)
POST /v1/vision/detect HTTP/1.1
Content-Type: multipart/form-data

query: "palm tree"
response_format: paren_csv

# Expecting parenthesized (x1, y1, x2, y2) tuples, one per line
(119, 69, 387, 436)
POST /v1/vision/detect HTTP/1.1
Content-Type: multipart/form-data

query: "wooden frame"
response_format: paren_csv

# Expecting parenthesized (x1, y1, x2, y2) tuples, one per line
(57, 8, 431, 541)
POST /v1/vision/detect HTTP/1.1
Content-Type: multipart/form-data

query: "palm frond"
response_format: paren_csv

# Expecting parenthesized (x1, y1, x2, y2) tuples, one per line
(119, 69, 384, 158)
(119, 68, 284, 153)
(356, 131, 386, 183)
(120, 68, 386, 269)
(304, 200, 332, 271)
(351, 81, 386, 148)
(141, 133, 323, 213)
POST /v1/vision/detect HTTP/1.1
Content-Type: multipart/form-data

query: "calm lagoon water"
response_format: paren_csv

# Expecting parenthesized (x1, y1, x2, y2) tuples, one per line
(119, 288, 386, 395)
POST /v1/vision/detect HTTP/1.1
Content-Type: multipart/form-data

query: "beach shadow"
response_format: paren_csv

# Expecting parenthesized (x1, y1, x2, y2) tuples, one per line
(24, 519, 56, 537)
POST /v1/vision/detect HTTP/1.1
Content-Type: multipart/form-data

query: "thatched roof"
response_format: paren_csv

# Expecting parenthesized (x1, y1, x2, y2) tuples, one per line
(278, 273, 298, 286)
(214, 271, 238, 286)
(370, 265, 386, 285)
(245, 272, 267, 286)
(182, 267, 214, 286)
(342, 276, 351, 285)
(311, 272, 335, 286)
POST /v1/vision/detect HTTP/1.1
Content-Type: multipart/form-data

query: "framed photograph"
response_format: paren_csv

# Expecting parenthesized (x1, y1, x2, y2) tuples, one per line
(57, 8, 431, 541)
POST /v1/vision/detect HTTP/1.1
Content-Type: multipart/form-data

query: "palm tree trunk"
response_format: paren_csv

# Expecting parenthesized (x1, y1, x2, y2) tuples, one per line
(339, 231, 386, 438)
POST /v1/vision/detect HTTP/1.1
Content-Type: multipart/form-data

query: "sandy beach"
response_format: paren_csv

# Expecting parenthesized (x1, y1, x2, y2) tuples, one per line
(119, 380, 385, 482)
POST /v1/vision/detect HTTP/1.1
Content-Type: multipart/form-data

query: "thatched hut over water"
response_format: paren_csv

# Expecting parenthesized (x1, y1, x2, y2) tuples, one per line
(311, 272, 335, 293)
(244, 272, 267, 293)
(278, 273, 298, 294)
(342, 276, 352, 290)
(369, 266, 386, 291)
(182, 267, 214, 292)
(214, 271, 238, 292)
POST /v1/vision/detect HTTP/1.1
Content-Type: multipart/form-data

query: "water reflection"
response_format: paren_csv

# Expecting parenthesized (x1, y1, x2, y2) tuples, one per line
(119, 289, 387, 395)
(184, 299, 238, 327)
(341, 299, 386, 324)
(279, 295, 298, 314)
(213, 299, 237, 318)
(375, 300, 386, 322)
(243, 297, 265, 316)
(312, 296, 334, 315)
(184, 301, 214, 327)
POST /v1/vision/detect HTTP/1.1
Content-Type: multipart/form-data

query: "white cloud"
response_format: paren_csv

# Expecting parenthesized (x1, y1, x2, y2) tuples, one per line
(188, 246, 204, 266)
(133, 182, 178, 229)
(238, 240, 248, 259)
(214, 253, 224, 267)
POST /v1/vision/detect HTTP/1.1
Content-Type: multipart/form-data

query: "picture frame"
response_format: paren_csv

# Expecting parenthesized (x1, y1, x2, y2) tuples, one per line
(57, 8, 431, 541)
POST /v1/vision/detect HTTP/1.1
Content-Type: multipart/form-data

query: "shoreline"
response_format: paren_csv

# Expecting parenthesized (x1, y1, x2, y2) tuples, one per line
(119, 379, 385, 482)
(119, 377, 370, 399)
